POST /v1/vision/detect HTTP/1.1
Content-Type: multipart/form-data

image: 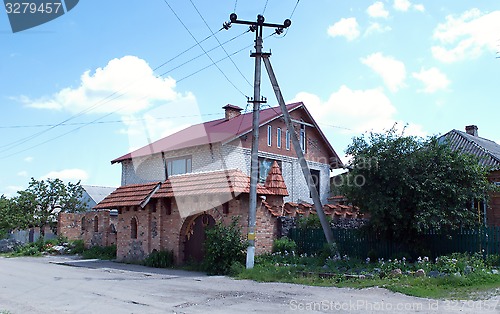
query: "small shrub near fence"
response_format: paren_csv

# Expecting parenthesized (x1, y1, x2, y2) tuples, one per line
(288, 226, 500, 259)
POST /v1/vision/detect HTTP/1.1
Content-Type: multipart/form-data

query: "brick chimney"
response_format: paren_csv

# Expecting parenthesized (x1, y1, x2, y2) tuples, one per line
(465, 125, 478, 137)
(222, 104, 243, 120)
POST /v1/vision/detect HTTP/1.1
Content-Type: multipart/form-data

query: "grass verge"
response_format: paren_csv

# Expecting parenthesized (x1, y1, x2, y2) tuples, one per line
(235, 264, 500, 300)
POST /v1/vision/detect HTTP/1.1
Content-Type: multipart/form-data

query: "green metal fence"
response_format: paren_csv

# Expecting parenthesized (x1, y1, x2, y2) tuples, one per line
(288, 226, 500, 258)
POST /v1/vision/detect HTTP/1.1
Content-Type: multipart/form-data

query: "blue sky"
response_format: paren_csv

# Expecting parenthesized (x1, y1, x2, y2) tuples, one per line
(1, 0, 499, 197)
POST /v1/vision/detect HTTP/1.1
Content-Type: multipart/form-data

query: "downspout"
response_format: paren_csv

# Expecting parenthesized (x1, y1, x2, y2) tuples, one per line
(162, 152, 168, 180)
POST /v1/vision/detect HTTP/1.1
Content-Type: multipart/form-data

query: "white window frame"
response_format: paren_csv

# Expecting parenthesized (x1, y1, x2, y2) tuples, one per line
(285, 130, 290, 150)
(167, 156, 192, 176)
(277, 127, 282, 149)
(300, 124, 306, 153)
(267, 125, 272, 147)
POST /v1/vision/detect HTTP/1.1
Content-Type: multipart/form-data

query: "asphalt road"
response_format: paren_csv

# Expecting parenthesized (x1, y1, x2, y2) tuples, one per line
(0, 256, 498, 313)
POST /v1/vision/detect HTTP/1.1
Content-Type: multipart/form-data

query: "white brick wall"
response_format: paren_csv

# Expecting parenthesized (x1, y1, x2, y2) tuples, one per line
(121, 143, 331, 204)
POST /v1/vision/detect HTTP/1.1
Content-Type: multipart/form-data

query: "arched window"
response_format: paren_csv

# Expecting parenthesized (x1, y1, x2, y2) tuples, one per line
(94, 216, 99, 232)
(81, 217, 86, 231)
(131, 217, 137, 239)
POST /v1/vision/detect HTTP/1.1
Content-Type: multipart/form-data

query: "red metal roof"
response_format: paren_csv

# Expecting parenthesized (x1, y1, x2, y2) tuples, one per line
(112, 102, 303, 164)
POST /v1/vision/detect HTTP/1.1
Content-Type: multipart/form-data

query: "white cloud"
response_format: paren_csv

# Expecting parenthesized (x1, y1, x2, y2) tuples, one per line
(292, 86, 425, 137)
(18, 56, 180, 115)
(3, 186, 24, 197)
(365, 22, 392, 36)
(361, 53, 407, 92)
(119, 93, 202, 152)
(17, 171, 28, 177)
(432, 9, 500, 63)
(412, 67, 450, 93)
(413, 4, 425, 12)
(24, 156, 34, 162)
(41, 169, 89, 182)
(367, 2, 389, 19)
(327, 17, 360, 41)
(393, 0, 411, 11)
(393, 0, 425, 12)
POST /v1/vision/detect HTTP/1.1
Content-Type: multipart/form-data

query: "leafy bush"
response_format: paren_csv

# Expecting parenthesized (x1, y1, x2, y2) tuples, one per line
(296, 215, 331, 229)
(272, 237, 297, 254)
(144, 250, 174, 268)
(81, 245, 116, 260)
(318, 242, 339, 264)
(14, 243, 41, 256)
(228, 261, 245, 276)
(68, 239, 85, 254)
(485, 254, 500, 267)
(203, 218, 246, 275)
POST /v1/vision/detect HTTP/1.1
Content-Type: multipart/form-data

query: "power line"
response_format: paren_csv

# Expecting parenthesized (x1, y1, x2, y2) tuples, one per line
(152, 30, 221, 73)
(1, 25, 248, 153)
(189, 0, 253, 88)
(262, 0, 269, 15)
(176, 33, 275, 83)
(0, 113, 220, 129)
(162, 0, 248, 97)
(158, 29, 250, 78)
(290, 0, 300, 18)
(0, 39, 261, 159)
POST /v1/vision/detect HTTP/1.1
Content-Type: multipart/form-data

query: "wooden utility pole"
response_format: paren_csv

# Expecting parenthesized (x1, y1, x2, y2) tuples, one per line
(226, 13, 334, 269)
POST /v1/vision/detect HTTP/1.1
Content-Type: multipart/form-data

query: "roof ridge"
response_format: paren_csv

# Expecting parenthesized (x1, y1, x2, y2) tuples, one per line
(453, 130, 500, 165)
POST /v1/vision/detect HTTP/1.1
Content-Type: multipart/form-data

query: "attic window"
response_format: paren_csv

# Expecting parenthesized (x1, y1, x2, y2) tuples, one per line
(300, 122, 306, 153)
(267, 125, 272, 146)
(277, 128, 282, 149)
(285, 130, 290, 150)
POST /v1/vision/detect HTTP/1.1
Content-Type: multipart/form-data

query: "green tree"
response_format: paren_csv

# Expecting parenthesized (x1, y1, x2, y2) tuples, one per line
(0, 196, 19, 238)
(341, 128, 492, 246)
(14, 178, 86, 239)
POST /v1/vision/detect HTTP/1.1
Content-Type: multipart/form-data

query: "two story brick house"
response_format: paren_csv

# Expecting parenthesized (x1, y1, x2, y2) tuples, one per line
(112, 102, 342, 205)
(94, 102, 343, 262)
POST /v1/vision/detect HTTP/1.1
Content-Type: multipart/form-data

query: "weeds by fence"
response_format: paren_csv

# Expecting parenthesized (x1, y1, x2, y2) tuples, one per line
(288, 226, 500, 259)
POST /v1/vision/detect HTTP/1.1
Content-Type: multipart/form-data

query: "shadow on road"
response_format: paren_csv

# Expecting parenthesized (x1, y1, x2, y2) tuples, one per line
(52, 258, 207, 278)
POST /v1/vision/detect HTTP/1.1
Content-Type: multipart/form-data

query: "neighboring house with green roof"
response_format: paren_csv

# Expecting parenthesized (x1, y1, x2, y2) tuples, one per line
(439, 125, 500, 226)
